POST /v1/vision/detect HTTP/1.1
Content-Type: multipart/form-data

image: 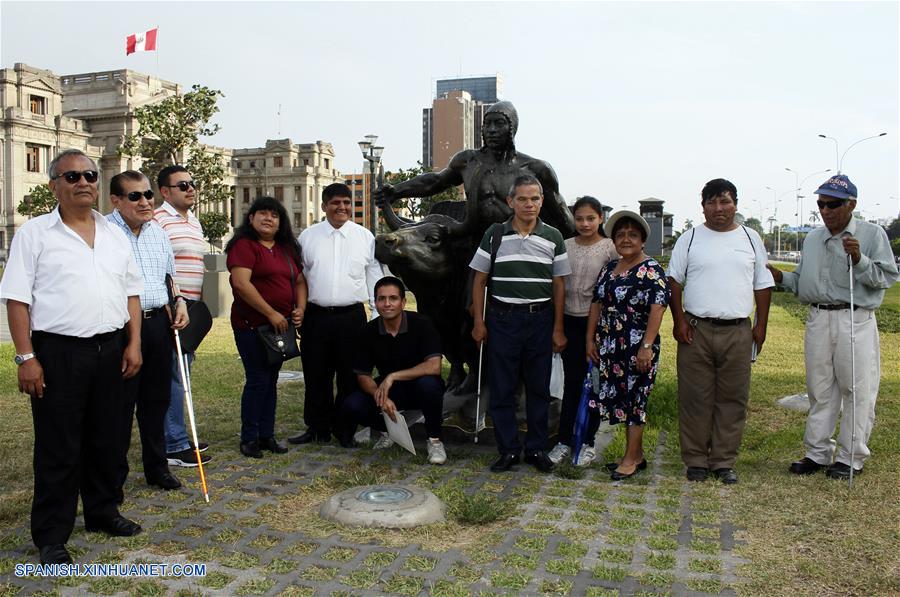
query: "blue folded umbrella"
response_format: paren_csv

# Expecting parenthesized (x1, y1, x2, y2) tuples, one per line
(572, 362, 595, 465)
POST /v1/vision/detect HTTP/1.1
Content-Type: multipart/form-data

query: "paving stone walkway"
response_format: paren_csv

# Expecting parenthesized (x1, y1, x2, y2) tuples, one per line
(0, 431, 746, 596)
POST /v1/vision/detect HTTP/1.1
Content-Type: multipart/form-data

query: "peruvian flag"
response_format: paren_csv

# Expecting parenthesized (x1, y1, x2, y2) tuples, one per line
(126, 28, 158, 55)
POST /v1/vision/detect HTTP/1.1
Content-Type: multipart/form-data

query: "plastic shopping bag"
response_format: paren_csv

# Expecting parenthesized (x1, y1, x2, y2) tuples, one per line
(549, 353, 565, 399)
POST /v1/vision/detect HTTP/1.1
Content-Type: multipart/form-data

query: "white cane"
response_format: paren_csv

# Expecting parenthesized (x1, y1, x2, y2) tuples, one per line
(847, 251, 857, 488)
(474, 285, 488, 443)
(173, 327, 210, 502)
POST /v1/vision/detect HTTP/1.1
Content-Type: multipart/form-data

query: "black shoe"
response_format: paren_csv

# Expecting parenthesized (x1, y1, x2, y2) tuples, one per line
(789, 457, 825, 475)
(610, 461, 644, 481)
(85, 515, 142, 537)
(240, 441, 263, 458)
(189, 441, 209, 453)
(167, 447, 212, 467)
(825, 462, 861, 480)
(259, 437, 288, 454)
(337, 435, 356, 449)
(288, 429, 327, 445)
(713, 468, 738, 485)
(524, 451, 554, 473)
(605, 459, 647, 472)
(39, 544, 72, 565)
(490, 453, 520, 472)
(147, 470, 182, 490)
(686, 467, 709, 482)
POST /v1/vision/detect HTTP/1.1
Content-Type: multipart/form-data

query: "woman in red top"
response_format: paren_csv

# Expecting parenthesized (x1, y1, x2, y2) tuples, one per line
(225, 197, 307, 458)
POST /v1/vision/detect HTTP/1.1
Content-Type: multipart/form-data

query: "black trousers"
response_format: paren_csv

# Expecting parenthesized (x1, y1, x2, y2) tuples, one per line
(116, 311, 173, 487)
(300, 303, 366, 435)
(342, 376, 446, 439)
(558, 314, 601, 447)
(30, 329, 125, 547)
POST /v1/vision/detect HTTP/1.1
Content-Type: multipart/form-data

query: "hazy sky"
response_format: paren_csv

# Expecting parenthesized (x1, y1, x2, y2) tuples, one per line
(2, 1, 898, 226)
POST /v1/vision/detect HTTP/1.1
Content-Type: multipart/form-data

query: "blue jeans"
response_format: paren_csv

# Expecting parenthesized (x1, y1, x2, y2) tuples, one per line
(486, 303, 553, 455)
(233, 328, 283, 443)
(164, 352, 194, 453)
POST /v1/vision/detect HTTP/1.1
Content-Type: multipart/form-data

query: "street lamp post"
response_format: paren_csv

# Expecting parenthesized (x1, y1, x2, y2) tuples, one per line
(785, 167, 831, 251)
(818, 132, 887, 173)
(358, 135, 384, 235)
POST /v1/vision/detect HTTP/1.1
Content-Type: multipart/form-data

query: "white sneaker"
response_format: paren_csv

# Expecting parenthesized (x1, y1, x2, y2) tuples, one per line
(576, 445, 596, 467)
(548, 442, 571, 465)
(427, 439, 447, 465)
(372, 432, 394, 450)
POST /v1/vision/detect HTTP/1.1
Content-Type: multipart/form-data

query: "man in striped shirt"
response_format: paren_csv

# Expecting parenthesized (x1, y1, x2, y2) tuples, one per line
(470, 174, 571, 473)
(154, 165, 211, 468)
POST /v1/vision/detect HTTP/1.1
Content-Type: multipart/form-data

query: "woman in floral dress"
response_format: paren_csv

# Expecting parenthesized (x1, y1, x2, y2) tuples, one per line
(586, 211, 670, 480)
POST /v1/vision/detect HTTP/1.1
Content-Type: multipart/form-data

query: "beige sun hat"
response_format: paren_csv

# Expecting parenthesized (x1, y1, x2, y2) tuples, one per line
(604, 210, 651, 239)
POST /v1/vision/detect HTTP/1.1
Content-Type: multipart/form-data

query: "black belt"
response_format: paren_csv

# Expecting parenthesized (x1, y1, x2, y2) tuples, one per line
(142, 306, 167, 319)
(814, 303, 858, 311)
(307, 302, 361, 314)
(686, 313, 747, 326)
(489, 298, 552, 313)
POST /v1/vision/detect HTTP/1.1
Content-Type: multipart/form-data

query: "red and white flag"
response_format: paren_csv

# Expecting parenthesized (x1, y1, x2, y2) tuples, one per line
(126, 28, 158, 55)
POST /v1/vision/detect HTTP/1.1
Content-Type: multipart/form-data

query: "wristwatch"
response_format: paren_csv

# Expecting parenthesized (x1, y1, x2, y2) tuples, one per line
(14, 352, 35, 366)
(641, 343, 652, 350)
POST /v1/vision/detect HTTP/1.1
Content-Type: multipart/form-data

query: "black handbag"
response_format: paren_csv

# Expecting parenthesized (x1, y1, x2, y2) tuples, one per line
(255, 249, 301, 365)
(179, 299, 213, 353)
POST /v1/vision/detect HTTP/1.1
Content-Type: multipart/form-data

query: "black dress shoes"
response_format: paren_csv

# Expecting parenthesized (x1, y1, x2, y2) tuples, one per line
(605, 459, 647, 472)
(337, 434, 356, 449)
(825, 462, 861, 480)
(39, 544, 72, 565)
(85, 515, 142, 537)
(789, 457, 825, 475)
(288, 429, 331, 445)
(240, 441, 263, 458)
(712, 468, 738, 485)
(686, 467, 709, 482)
(147, 470, 182, 490)
(490, 453, 520, 472)
(259, 437, 288, 453)
(524, 451, 554, 473)
(610, 461, 644, 481)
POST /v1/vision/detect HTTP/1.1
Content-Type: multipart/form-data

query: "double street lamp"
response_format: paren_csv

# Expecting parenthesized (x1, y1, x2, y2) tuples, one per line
(818, 132, 887, 173)
(358, 134, 384, 234)
(765, 186, 800, 256)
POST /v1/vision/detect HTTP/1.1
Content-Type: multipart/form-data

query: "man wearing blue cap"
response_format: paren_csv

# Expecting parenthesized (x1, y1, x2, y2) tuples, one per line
(768, 174, 897, 480)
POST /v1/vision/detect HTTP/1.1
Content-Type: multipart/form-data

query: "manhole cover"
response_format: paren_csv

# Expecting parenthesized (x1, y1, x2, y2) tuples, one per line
(320, 484, 445, 528)
(278, 370, 304, 383)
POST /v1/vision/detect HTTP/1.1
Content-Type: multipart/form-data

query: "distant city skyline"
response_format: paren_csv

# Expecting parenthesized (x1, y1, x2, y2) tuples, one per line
(2, 1, 897, 226)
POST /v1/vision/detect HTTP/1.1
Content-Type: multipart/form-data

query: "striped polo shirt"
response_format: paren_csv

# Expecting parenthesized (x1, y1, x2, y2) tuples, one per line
(153, 202, 206, 300)
(469, 218, 571, 304)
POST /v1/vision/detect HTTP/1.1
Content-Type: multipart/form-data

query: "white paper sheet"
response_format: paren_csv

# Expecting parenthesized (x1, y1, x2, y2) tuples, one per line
(383, 411, 416, 455)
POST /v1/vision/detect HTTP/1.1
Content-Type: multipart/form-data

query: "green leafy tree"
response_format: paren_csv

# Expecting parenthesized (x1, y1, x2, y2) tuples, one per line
(198, 211, 230, 253)
(743, 217, 764, 237)
(385, 162, 460, 219)
(891, 238, 900, 257)
(17, 184, 57, 218)
(885, 218, 900, 241)
(119, 84, 227, 208)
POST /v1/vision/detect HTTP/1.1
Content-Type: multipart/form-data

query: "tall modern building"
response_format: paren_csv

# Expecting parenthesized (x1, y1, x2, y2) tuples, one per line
(422, 74, 502, 171)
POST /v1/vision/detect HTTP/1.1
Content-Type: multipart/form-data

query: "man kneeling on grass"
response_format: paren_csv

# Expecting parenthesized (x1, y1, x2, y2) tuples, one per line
(339, 276, 448, 464)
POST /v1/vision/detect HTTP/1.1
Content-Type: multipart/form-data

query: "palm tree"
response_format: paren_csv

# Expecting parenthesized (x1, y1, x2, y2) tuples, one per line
(808, 210, 820, 226)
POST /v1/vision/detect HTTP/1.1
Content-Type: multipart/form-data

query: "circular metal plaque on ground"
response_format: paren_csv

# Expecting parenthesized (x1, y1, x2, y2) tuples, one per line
(319, 484, 445, 528)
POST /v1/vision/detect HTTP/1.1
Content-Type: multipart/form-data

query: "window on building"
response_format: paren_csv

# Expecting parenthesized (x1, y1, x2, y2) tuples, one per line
(303, 159, 310, 166)
(293, 159, 298, 167)
(274, 186, 284, 202)
(324, 158, 330, 169)
(26, 145, 42, 173)
(294, 212, 303, 229)
(249, 160, 256, 168)
(273, 156, 283, 168)
(235, 160, 242, 169)
(30, 95, 46, 115)
(256, 187, 263, 199)
(243, 188, 250, 204)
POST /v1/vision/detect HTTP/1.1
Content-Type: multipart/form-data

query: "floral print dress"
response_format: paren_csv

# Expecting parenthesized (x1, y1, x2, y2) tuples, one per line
(590, 258, 670, 425)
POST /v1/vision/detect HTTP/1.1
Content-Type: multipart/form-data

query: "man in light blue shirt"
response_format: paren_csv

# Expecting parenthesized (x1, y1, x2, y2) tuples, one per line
(768, 174, 897, 480)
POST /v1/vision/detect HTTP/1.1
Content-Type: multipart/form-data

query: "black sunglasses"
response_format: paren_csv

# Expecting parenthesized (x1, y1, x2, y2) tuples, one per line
(126, 190, 154, 202)
(164, 180, 197, 192)
(817, 198, 848, 210)
(52, 170, 99, 184)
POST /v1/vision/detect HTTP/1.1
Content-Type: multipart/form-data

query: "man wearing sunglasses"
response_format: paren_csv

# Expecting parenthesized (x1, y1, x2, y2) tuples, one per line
(768, 175, 897, 480)
(154, 166, 212, 469)
(107, 170, 190, 500)
(0, 149, 144, 564)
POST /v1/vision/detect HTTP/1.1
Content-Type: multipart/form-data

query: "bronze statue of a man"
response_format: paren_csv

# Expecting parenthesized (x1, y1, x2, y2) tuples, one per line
(375, 101, 575, 240)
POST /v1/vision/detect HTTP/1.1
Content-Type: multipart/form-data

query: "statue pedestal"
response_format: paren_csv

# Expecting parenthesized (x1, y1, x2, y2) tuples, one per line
(202, 254, 232, 318)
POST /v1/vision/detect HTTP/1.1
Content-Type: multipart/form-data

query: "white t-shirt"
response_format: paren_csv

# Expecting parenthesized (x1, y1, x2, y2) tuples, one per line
(666, 224, 773, 319)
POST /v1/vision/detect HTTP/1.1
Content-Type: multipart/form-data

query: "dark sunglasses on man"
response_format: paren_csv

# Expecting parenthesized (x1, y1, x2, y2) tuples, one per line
(126, 190, 154, 202)
(164, 180, 198, 192)
(817, 198, 848, 210)
(52, 170, 99, 184)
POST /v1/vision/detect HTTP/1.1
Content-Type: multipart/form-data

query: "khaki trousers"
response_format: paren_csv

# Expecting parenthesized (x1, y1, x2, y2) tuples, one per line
(803, 307, 879, 470)
(677, 318, 752, 469)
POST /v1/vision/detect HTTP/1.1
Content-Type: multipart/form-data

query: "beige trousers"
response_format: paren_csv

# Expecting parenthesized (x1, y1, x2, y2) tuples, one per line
(803, 307, 880, 470)
(677, 319, 752, 469)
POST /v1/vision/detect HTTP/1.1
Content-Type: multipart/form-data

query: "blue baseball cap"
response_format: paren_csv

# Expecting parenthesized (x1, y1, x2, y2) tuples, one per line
(815, 174, 858, 200)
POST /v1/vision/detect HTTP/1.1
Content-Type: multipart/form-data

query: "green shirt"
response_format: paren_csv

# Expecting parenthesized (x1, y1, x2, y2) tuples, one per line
(780, 217, 897, 310)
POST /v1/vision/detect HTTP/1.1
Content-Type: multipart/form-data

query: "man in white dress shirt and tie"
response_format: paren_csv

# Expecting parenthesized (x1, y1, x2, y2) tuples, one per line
(288, 183, 383, 447)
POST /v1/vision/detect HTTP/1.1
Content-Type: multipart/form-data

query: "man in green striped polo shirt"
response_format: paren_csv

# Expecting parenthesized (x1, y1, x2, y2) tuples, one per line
(470, 174, 571, 473)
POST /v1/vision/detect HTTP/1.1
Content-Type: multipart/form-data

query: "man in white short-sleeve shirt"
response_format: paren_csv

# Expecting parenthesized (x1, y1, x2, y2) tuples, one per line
(0, 149, 144, 564)
(667, 178, 773, 485)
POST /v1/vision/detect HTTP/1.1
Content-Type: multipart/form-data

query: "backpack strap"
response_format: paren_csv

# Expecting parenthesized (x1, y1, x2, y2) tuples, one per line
(487, 223, 505, 297)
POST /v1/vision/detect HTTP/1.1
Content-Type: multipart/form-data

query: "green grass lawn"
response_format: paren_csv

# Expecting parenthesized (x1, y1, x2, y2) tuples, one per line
(1, 298, 898, 595)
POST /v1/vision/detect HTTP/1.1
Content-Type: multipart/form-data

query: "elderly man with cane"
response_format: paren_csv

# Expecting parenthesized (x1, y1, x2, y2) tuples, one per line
(768, 174, 897, 481)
